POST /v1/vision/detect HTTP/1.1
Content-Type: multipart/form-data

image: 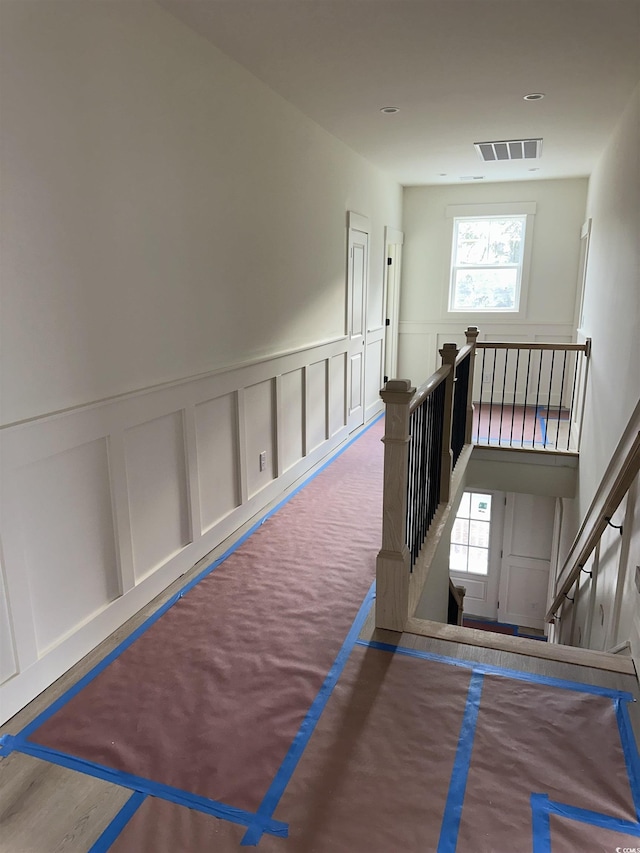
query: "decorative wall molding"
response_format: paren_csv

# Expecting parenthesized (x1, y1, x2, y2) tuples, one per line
(0, 336, 349, 432)
(0, 337, 353, 722)
(398, 321, 576, 336)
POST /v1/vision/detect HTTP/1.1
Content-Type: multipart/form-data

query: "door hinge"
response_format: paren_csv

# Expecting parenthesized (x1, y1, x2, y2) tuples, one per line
(385, 318, 390, 326)
(384, 375, 389, 383)
(500, 549, 503, 558)
(387, 257, 393, 265)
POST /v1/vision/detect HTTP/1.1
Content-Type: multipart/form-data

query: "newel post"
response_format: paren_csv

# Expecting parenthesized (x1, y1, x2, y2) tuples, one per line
(376, 379, 415, 632)
(439, 343, 458, 503)
(464, 326, 479, 444)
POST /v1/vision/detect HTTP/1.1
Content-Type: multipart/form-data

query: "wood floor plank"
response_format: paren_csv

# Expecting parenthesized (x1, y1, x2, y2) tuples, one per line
(405, 616, 638, 674)
(0, 752, 131, 853)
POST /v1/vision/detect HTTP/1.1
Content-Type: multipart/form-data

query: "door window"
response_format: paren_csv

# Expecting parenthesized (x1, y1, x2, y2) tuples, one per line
(450, 492, 492, 575)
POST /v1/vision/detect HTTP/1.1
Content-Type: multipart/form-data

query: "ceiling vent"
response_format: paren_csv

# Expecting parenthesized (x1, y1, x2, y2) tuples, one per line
(474, 138, 543, 162)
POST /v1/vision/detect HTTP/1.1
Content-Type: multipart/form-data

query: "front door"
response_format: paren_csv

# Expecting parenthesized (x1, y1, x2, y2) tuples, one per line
(347, 214, 368, 431)
(449, 490, 504, 619)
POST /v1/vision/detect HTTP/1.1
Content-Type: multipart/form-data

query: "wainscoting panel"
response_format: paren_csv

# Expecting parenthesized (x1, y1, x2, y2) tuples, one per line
(125, 413, 191, 583)
(306, 360, 328, 454)
(329, 353, 347, 437)
(365, 336, 385, 421)
(0, 336, 361, 723)
(195, 393, 239, 534)
(277, 369, 304, 474)
(17, 438, 120, 654)
(244, 379, 275, 499)
(0, 552, 18, 684)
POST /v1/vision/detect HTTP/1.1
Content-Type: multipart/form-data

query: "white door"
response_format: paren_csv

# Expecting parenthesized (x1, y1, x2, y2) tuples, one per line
(347, 213, 368, 431)
(383, 227, 404, 383)
(450, 490, 504, 619)
(498, 493, 555, 630)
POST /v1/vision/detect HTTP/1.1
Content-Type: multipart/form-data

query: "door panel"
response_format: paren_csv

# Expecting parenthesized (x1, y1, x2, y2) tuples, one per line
(498, 557, 550, 629)
(347, 219, 368, 431)
(384, 230, 404, 382)
(498, 493, 555, 630)
(349, 352, 363, 412)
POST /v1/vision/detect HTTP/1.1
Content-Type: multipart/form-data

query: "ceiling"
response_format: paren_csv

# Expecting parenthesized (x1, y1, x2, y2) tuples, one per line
(158, 0, 640, 186)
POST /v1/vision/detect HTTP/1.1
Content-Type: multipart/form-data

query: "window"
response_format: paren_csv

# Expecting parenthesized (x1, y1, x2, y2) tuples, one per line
(449, 215, 526, 312)
(450, 492, 492, 575)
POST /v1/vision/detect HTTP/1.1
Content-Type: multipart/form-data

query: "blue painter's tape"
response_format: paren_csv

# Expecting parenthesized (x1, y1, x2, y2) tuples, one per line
(538, 410, 548, 447)
(8, 738, 288, 837)
(545, 798, 640, 835)
(437, 671, 484, 853)
(530, 793, 552, 853)
(18, 415, 383, 743)
(240, 581, 377, 847)
(0, 733, 16, 756)
(616, 697, 640, 821)
(355, 639, 635, 701)
(88, 791, 147, 853)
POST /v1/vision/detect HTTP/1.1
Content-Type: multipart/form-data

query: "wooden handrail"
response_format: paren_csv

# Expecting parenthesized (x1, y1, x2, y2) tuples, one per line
(455, 342, 474, 366)
(408, 365, 450, 414)
(546, 400, 640, 622)
(476, 341, 590, 352)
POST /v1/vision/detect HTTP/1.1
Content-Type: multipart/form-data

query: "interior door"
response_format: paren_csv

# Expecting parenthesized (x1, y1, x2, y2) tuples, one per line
(347, 213, 368, 431)
(498, 493, 555, 630)
(384, 227, 404, 383)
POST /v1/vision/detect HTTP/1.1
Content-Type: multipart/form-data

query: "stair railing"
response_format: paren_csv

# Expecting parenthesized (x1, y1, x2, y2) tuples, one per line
(546, 399, 640, 625)
(376, 327, 478, 631)
(472, 339, 591, 451)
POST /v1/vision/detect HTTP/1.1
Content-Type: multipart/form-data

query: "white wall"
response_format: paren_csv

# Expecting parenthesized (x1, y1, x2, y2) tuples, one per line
(557, 84, 640, 653)
(0, 0, 401, 427)
(398, 179, 588, 384)
(0, 0, 401, 721)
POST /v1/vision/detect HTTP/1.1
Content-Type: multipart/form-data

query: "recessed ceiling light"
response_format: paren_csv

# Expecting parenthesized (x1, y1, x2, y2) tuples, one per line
(439, 173, 447, 177)
(380, 106, 400, 114)
(524, 93, 545, 101)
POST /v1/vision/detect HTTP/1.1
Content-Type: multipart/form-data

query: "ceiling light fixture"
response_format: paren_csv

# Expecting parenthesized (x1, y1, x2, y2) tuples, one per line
(523, 93, 545, 101)
(380, 106, 399, 114)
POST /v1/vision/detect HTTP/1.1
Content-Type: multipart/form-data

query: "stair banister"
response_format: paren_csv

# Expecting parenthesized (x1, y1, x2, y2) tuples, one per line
(546, 400, 640, 623)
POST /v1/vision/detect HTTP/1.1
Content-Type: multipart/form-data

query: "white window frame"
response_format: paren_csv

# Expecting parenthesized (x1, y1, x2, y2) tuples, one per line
(445, 202, 536, 319)
(449, 490, 493, 577)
